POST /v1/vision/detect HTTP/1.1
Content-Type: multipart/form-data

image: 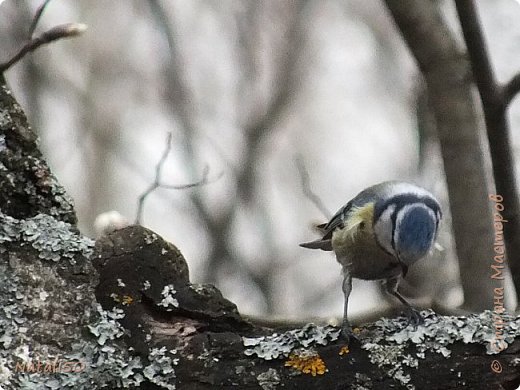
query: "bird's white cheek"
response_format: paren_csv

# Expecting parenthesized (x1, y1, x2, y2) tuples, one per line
(373, 220, 394, 256)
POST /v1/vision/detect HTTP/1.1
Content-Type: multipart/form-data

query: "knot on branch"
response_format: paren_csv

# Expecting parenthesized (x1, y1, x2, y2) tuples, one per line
(93, 225, 252, 356)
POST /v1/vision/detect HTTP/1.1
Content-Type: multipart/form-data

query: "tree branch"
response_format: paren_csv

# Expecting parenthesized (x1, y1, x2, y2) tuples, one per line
(502, 72, 520, 106)
(384, 0, 497, 311)
(135, 132, 214, 225)
(147, 1, 310, 312)
(295, 155, 331, 220)
(28, 0, 53, 39)
(0, 23, 86, 73)
(454, 1, 500, 105)
(93, 225, 520, 389)
(455, 0, 520, 298)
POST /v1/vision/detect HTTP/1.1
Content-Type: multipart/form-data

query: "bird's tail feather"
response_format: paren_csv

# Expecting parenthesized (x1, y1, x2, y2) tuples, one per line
(299, 239, 332, 251)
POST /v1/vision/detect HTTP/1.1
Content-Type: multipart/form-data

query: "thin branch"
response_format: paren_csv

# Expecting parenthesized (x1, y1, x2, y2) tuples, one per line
(28, 0, 53, 39)
(0, 23, 87, 73)
(502, 72, 520, 106)
(135, 133, 214, 225)
(454, 1, 500, 105)
(294, 155, 331, 220)
(147, 1, 309, 312)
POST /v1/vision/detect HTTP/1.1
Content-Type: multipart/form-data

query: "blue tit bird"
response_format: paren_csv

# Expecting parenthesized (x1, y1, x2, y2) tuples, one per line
(300, 181, 442, 340)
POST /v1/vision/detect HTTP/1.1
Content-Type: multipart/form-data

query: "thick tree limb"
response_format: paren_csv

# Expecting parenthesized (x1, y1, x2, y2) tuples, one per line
(93, 225, 520, 390)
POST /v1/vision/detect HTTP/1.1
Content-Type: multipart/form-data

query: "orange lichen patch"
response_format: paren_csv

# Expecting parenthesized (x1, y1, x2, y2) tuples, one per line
(110, 293, 134, 305)
(339, 345, 350, 355)
(284, 351, 327, 376)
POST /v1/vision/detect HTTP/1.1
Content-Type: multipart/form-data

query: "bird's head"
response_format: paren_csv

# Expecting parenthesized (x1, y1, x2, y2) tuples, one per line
(373, 192, 441, 267)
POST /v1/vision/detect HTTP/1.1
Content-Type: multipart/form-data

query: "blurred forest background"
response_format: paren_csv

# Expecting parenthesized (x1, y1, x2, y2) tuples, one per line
(1, 0, 519, 324)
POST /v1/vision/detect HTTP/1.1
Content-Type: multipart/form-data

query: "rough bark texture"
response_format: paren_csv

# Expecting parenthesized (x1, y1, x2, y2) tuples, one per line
(92, 225, 520, 390)
(1, 75, 520, 390)
(383, 0, 497, 311)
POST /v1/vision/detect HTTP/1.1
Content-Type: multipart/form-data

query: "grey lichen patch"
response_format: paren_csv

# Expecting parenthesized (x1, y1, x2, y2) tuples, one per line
(0, 212, 93, 262)
(158, 285, 179, 311)
(257, 368, 281, 390)
(88, 306, 127, 346)
(0, 274, 30, 387)
(359, 310, 520, 388)
(352, 373, 373, 390)
(144, 233, 159, 244)
(361, 342, 415, 387)
(5, 302, 183, 389)
(0, 260, 93, 388)
(0, 111, 12, 128)
(86, 306, 181, 389)
(0, 222, 115, 390)
(243, 323, 340, 360)
(0, 214, 146, 388)
(143, 347, 179, 390)
(0, 134, 6, 152)
(11, 304, 144, 389)
(373, 310, 520, 354)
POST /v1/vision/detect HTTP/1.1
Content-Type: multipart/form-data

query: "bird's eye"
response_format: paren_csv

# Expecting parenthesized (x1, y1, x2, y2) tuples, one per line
(359, 221, 365, 230)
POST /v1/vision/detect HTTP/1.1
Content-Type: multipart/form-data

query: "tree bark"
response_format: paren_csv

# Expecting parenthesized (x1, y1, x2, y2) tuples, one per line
(93, 225, 520, 390)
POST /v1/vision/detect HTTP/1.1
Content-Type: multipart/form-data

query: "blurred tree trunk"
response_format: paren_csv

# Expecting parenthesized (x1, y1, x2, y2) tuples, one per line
(384, 0, 496, 311)
(455, 0, 520, 304)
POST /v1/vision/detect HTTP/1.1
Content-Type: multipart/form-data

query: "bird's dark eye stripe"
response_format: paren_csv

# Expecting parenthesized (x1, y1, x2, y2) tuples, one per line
(374, 194, 440, 222)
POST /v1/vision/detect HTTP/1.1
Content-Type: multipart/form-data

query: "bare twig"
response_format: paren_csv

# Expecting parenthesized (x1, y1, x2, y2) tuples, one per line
(135, 133, 214, 225)
(28, 0, 53, 39)
(0, 23, 87, 73)
(294, 155, 331, 220)
(147, 1, 310, 313)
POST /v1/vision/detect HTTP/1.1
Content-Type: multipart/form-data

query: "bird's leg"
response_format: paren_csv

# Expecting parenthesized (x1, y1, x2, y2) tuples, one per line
(341, 268, 353, 341)
(385, 276, 424, 328)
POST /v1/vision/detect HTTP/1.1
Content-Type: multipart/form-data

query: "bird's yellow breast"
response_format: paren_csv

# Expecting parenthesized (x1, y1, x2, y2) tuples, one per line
(331, 202, 400, 280)
(331, 203, 375, 251)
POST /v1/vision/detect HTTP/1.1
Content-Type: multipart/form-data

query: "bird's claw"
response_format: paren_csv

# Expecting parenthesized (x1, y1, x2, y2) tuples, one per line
(340, 323, 359, 344)
(405, 307, 424, 329)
